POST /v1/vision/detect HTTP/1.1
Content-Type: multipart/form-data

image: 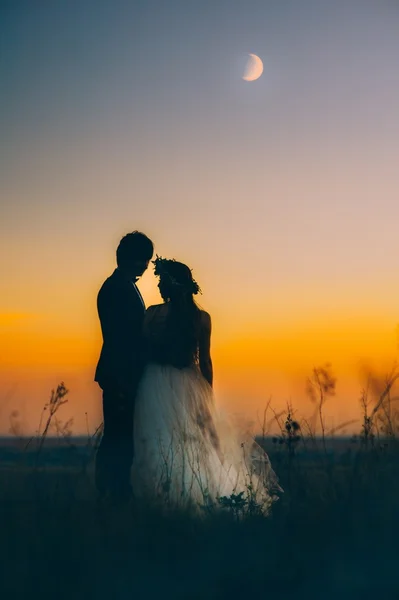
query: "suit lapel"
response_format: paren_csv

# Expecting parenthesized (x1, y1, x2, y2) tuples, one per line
(112, 269, 145, 313)
(132, 282, 145, 310)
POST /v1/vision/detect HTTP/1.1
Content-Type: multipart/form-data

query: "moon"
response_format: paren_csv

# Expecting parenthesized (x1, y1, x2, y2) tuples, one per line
(242, 53, 263, 82)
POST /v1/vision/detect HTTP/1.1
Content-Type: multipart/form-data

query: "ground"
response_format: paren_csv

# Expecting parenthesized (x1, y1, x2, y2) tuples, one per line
(1, 435, 399, 599)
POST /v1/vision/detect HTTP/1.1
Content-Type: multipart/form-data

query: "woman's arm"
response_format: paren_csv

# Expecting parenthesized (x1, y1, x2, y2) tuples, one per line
(198, 311, 213, 387)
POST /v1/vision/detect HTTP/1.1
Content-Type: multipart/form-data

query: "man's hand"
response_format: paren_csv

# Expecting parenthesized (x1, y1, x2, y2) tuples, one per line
(116, 386, 136, 412)
(117, 390, 128, 412)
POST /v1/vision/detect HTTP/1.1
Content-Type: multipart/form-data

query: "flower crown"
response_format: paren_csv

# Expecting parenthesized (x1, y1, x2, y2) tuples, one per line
(152, 255, 202, 295)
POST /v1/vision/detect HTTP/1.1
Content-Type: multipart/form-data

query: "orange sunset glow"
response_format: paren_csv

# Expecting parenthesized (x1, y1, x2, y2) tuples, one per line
(2, 2, 399, 436)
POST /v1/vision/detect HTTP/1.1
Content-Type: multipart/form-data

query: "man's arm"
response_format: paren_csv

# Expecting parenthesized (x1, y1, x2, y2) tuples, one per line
(98, 283, 142, 393)
(199, 311, 213, 387)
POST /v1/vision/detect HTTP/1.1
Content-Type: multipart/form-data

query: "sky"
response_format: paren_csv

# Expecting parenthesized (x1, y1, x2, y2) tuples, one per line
(1, 0, 399, 436)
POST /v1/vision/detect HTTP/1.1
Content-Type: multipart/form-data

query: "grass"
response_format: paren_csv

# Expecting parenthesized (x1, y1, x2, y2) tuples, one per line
(2, 365, 399, 599)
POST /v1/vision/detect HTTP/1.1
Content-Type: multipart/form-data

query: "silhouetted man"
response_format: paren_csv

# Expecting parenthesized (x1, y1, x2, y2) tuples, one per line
(94, 231, 154, 503)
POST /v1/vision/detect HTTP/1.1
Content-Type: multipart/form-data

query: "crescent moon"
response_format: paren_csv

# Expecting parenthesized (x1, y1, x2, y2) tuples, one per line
(242, 53, 263, 82)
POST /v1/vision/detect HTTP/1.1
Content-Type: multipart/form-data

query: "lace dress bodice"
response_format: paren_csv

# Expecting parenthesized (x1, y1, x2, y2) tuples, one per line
(143, 304, 200, 370)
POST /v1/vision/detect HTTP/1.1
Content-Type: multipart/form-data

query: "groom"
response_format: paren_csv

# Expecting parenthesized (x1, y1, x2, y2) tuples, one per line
(94, 231, 154, 503)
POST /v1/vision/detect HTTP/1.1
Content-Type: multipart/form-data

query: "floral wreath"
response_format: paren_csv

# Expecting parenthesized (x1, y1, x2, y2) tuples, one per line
(152, 255, 202, 295)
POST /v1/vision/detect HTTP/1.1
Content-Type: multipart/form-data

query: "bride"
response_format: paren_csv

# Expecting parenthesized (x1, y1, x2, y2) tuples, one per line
(131, 256, 282, 515)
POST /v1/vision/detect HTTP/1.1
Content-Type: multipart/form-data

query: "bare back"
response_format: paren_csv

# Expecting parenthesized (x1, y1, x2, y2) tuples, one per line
(143, 303, 213, 386)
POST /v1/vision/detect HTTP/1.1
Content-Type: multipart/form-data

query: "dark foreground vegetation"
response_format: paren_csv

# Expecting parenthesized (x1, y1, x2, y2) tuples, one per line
(2, 365, 399, 599)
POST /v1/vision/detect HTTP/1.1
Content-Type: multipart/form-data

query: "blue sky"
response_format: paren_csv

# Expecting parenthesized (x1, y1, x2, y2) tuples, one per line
(2, 0, 399, 432)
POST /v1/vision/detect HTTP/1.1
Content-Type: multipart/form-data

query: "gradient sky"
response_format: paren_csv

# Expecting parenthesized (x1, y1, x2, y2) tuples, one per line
(2, 0, 399, 435)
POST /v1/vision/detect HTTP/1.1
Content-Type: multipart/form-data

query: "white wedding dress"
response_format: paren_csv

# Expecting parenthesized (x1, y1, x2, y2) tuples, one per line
(131, 307, 282, 515)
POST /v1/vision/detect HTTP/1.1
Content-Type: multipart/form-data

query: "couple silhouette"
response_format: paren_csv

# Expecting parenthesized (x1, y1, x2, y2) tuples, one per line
(94, 231, 281, 513)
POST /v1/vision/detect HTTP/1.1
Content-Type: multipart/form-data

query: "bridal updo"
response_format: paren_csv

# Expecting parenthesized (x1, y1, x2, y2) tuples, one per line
(151, 256, 202, 369)
(153, 256, 201, 302)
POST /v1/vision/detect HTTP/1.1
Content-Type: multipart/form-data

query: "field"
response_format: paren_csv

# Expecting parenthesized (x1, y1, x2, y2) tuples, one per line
(1, 372, 399, 599)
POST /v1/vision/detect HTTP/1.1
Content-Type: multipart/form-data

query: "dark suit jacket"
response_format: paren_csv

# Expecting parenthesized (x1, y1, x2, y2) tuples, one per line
(94, 268, 146, 394)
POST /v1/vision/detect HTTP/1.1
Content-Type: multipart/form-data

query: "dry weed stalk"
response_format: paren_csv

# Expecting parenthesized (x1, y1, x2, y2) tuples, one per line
(306, 363, 336, 455)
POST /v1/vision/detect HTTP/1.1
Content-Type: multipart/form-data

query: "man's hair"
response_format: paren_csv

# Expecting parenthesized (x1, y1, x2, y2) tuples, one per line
(116, 231, 154, 269)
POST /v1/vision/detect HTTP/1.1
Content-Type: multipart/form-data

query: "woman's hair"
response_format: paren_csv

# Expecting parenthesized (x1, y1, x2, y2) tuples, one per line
(116, 231, 154, 269)
(153, 257, 202, 368)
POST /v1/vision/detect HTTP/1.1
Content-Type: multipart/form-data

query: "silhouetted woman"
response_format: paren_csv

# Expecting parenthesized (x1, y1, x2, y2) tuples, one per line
(131, 256, 282, 514)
